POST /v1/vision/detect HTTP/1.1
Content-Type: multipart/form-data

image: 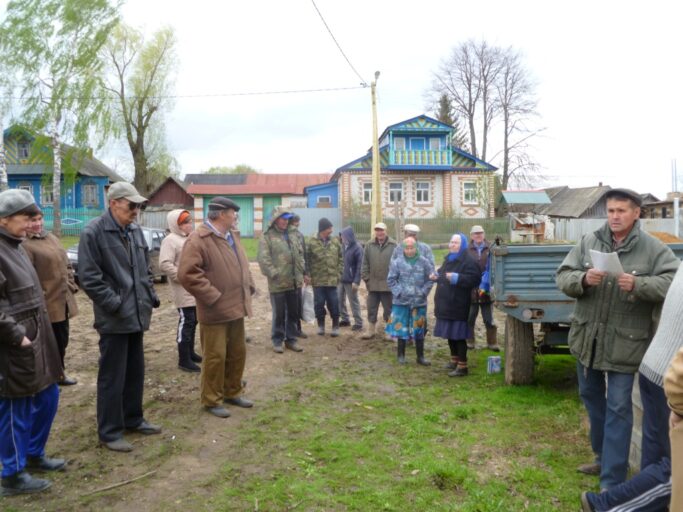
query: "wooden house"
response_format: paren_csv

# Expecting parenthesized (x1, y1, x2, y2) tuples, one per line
(184, 173, 331, 237)
(330, 115, 497, 219)
(2, 126, 124, 210)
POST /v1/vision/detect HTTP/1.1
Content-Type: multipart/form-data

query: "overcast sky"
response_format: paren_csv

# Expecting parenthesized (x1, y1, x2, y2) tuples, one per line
(4, 0, 683, 199)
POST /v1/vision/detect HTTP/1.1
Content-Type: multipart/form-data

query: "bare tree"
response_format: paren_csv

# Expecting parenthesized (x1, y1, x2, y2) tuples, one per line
(494, 47, 544, 189)
(432, 41, 481, 158)
(430, 40, 542, 189)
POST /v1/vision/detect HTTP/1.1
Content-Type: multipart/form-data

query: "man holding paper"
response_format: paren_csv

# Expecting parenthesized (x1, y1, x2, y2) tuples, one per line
(556, 188, 679, 491)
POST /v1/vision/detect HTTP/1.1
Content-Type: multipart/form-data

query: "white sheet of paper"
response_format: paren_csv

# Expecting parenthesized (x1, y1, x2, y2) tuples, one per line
(589, 249, 624, 275)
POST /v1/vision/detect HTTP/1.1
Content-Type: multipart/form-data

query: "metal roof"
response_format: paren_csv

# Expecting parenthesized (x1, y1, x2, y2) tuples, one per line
(186, 173, 332, 196)
(535, 186, 611, 217)
(501, 190, 551, 205)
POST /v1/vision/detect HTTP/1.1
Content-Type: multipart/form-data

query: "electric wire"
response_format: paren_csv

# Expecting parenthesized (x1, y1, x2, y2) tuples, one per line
(1, 84, 367, 102)
(310, 0, 368, 87)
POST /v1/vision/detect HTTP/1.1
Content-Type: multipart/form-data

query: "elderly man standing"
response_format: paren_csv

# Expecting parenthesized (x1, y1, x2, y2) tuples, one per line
(178, 197, 254, 418)
(258, 208, 305, 353)
(78, 182, 162, 453)
(466, 225, 498, 351)
(306, 217, 343, 337)
(392, 224, 434, 266)
(0, 190, 64, 496)
(361, 222, 397, 340)
(557, 188, 679, 490)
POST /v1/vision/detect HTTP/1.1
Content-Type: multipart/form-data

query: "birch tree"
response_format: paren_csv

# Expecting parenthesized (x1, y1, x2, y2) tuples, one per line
(0, 0, 119, 235)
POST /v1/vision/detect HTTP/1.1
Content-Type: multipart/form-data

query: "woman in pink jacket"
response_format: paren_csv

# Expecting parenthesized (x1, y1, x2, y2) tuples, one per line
(159, 209, 202, 372)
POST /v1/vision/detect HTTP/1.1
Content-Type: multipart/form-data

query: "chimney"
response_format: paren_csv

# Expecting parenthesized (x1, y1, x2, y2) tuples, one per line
(598, 181, 603, 187)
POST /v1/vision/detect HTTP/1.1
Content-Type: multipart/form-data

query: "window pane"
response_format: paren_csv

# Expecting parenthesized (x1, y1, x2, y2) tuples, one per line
(363, 183, 372, 204)
(415, 182, 430, 203)
(389, 182, 403, 203)
(463, 182, 477, 204)
(429, 138, 440, 151)
(394, 137, 405, 151)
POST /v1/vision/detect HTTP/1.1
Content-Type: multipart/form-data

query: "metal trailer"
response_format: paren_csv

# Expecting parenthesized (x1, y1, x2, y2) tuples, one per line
(490, 242, 683, 385)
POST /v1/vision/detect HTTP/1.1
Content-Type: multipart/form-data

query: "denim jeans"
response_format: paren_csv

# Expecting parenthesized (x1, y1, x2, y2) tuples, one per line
(577, 362, 635, 489)
(587, 457, 671, 511)
(338, 282, 362, 327)
(313, 286, 339, 321)
(639, 375, 671, 470)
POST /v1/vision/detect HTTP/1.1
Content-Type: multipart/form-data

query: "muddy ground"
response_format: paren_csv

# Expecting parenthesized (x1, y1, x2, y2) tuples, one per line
(8, 263, 505, 511)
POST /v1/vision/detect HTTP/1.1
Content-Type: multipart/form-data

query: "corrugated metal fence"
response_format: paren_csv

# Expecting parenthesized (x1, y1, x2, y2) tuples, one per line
(554, 218, 680, 242)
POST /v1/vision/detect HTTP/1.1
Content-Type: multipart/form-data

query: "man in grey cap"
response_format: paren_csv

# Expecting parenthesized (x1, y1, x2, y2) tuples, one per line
(0, 189, 65, 496)
(179, 197, 255, 418)
(466, 225, 499, 351)
(78, 181, 162, 452)
(557, 187, 679, 490)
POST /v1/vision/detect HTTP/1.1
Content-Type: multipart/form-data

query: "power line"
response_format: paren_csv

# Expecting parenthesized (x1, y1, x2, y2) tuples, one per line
(1, 84, 367, 102)
(310, 0, 368, 87)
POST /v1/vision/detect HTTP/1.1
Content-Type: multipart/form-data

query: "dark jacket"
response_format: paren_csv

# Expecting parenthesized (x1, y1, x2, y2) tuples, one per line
(556, 220, 679, 373)
(434, 253, 481, 321)
(467, 239, 492, 304)
(257, 208, 305, 293)
(340, 226, 363, 285)
(78, 211, 159, 334)
(0, 227, 62, 398)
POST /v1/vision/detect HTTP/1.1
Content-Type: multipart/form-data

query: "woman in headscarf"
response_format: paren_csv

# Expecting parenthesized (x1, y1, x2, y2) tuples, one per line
(431, 232, 481, 376)
(386, 237, 434, 365)
(23, 211, 79, 385)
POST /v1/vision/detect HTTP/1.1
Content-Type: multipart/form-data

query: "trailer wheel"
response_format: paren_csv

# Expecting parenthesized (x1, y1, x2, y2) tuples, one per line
(504, 315, 535, 385)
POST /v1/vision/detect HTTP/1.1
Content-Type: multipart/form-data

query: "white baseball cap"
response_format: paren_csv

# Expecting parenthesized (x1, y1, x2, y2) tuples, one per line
(374, 222, 387, 230)
(404, 224, 420, 233)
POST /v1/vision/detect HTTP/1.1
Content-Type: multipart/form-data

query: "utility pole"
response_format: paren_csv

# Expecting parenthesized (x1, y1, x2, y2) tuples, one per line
(370, 71, 381, 238)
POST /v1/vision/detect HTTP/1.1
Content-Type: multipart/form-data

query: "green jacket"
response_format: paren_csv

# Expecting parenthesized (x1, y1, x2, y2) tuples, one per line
(556, 221, 680, 373)
(361, 236, 397, 292)
(257, 210, 305, 293)
(306, 234, 343, 287)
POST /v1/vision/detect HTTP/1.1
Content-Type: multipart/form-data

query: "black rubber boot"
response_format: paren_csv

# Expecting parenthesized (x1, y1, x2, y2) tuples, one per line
(445, 339, 458, 369)
(1, 471, 51, 496)
(178, 342, 200, 373)
(190, 337, 202, 363)
(415, 339, 431, 366)
(397, 338, 407, 364)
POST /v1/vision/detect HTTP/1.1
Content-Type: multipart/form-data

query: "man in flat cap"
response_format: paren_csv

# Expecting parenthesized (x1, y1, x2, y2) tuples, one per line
(557, 187, 679, 490)
(258, 207, 305, 353)
(466, 225, 499, 351)
(0, 190, 65, 495)
(392, 224, 434, 266)
(178, 197, 255, 418)
(78, 182, 162, 452)
(360, 222, 397, 339)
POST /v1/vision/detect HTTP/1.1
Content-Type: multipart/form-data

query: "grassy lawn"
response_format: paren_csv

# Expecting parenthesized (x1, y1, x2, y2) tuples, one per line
(60, 235, 80, 250)
(196, 347, 592, 511)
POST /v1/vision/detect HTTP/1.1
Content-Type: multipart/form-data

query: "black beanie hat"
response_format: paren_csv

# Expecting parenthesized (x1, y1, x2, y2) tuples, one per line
(318, 217, 333, 232)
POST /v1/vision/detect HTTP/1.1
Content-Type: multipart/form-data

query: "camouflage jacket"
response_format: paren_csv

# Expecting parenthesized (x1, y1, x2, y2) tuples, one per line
(257, 212, 305, 293)
(306, 235, 343, 287)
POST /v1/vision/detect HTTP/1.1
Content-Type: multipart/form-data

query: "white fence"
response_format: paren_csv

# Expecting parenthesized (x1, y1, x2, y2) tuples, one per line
(554, 217, 680, 242)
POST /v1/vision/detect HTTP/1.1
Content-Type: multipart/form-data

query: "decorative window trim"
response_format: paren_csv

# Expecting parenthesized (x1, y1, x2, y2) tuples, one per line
(462, 180, 479, 205)
(415, 181, 431, 205)
(316, 195, 331, 206)
(17, 181, 33, 194)
(393, 137, 405, 151)
(40, 184, 54, 205)
(362, 182, 372, 204)
(82, 182, 99, 207)
(17, 141, 30, 159)
(388, 182, 403, 203)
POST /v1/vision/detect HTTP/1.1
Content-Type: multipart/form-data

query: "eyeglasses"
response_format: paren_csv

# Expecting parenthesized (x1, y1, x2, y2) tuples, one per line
(127, 201, 147, 211)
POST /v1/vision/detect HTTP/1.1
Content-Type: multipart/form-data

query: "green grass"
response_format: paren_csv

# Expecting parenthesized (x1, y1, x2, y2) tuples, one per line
(193, 347, 592, 511)
(60, 235, 80, 249)
(240, 237, 258, 260)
